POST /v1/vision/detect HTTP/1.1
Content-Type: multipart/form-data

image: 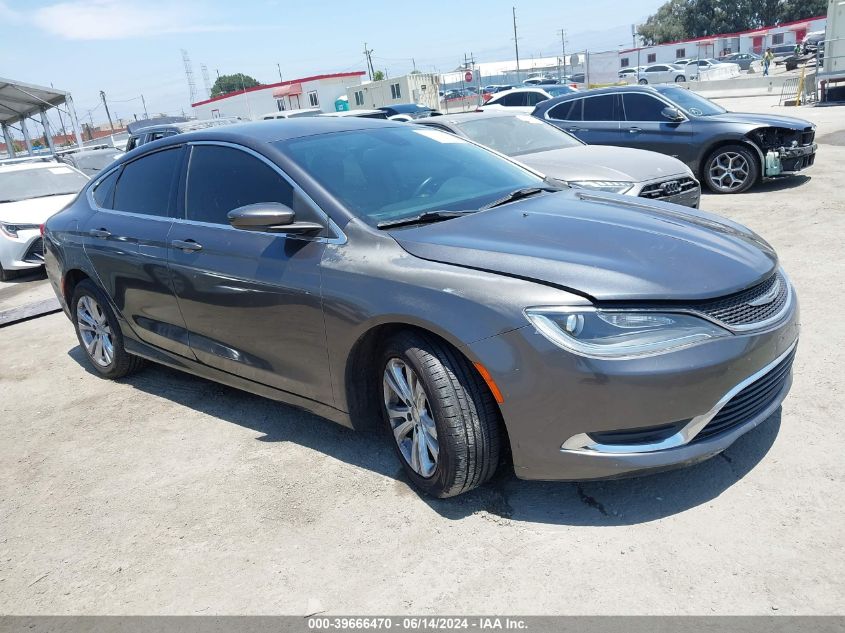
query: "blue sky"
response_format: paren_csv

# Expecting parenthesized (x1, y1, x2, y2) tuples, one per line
(1, 0, 660, 126)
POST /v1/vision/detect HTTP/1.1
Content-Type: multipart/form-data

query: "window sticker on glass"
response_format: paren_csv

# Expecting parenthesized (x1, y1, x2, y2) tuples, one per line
(412, 128, 466, 143)
(49, 167, 74, 174)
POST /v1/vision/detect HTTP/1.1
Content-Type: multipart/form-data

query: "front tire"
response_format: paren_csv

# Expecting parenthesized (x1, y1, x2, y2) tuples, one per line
(379, 332, 501, 498)
(638, 78, 648, 85)
(71, 279, 145, 379)
(702, 144, 759, 194)
(674, 75, 686, 82)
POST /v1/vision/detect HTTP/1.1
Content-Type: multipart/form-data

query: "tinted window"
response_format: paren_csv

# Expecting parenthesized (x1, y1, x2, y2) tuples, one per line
(186, 145, 294, 225)
(93, 169, 119, 208)
(525, 92, 548, 106)
(112, 148, 179, 215)
(582, 94, 618, 121)
(499, 92, 527, 107)
(623, 93, 667, 121)
(547, 99, 581, 121)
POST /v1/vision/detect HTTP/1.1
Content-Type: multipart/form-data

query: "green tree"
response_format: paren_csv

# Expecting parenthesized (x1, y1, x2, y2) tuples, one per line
(210, 73, 261, 98)
(637, 0, 689, 45)
(779, 0, 827, 23)
(372, 70, 385, 81)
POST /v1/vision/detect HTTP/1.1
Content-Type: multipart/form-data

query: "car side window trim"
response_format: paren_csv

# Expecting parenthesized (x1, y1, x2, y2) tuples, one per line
(179, 140, 346, 244)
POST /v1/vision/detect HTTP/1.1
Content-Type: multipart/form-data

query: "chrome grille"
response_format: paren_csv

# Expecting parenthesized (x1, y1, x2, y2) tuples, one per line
(692, 271, 789, 328)
(639, 176, 699, 201)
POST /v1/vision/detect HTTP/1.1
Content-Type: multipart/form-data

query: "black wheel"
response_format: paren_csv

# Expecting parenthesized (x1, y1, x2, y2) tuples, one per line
(379, 332, 501, 498)
(638, 78, 648, 85)
(71, 279, 145, 379)
(0, 262, 12, 282)
(702, 144, 759, 194)
(674, 75, 686, 82)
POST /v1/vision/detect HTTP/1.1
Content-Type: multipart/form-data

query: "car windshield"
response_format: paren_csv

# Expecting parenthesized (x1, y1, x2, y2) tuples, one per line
(277, 127, 544, 226)
(545, 85, 576, 97)
(71, 151, 122, 171)
(456, 114, 582, 156)
(0, 165, 88, 203)
(658, 87, 726, 116)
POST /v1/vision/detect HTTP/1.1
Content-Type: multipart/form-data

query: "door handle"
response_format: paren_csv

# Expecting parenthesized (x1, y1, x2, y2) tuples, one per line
(89, 228, 111, 239)
(628, 127, 642, 133)
(171, 239, 203, 252)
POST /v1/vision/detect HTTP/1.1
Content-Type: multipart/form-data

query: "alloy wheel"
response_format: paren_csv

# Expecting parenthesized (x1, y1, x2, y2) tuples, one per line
(383, 358, 439, 478)
(76, 295, 115, 367)
(708, 151, 750, 192)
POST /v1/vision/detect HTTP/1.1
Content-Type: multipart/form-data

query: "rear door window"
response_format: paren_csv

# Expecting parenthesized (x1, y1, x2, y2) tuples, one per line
(582, 94, 619, 121)
(546, 99, 582, 121)
(93, 169, 119, 208)
(112, 148, 180, 216)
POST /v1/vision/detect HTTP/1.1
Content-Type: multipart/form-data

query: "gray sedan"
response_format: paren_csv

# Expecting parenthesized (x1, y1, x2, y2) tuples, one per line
(415, 111, 701, 207)
(44, 118, 798, 498)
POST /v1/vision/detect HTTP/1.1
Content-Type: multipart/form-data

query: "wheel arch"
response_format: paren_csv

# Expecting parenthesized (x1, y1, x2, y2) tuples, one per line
(343, 321, 507, 444)
(62, 268, 92, 309)
(698, 137, 764, 182)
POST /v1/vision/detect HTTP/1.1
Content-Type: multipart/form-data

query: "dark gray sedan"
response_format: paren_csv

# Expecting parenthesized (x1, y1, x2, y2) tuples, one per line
(44, 119, 798, 498)
(533, 85, 817, 193)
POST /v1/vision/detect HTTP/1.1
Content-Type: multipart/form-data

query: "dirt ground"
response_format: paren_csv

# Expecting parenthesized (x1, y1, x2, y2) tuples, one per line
(1, 96, 843, 616)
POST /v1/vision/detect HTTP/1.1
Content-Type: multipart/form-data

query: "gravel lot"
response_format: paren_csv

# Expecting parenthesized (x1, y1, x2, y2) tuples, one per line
(1, 96, 843, 615)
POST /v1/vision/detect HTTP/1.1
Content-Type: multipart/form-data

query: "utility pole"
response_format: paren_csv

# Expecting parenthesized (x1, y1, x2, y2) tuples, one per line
(512, 7, 521, 81)
(215, 68, 220, 80)
(276, 63, 283, 82)
(558, 29, 567, 79)
(363, 43, 375, 80)
(412, 58, 417, 72)
(99, 90, 115, 133)
(140, 94, 149, 119)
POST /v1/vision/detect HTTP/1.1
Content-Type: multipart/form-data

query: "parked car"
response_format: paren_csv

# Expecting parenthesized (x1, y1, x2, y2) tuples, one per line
(533, 85, 817, 193)
(481, 86, 578, 112)
(58, 147, 123, 176)
(636, 63, 691, 84)
(717, 52, 761, 70)
(377, 103, 439, 120)
(568, 73, 586, 84)
(523, 76, 558, 85)
(0, 160, 88, 280)
(125, 117, 240, 151)
(319, 109, 389, 119)
(770, 44, 798, 64)
(618, 67, 644, 80)
(414, 111, 700, 207)
(44, 118, 798, 498)
(262, 108, 322, 120)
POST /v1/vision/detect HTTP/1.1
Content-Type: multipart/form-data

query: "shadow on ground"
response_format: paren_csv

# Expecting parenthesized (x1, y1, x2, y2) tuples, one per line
(702, 175, 811, 195)
(68, 345, 781, 527)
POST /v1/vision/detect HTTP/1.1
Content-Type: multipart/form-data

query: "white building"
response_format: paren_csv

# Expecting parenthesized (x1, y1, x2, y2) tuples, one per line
(619, 15, 827, 69)
(191, 71, 366, 121)
(347, 73, 441, 110)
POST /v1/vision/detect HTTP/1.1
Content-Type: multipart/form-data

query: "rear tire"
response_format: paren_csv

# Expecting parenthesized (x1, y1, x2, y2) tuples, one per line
(379, 332, 502, 498)
(71, 279, 145, 379)
(702, 144, 759, 194)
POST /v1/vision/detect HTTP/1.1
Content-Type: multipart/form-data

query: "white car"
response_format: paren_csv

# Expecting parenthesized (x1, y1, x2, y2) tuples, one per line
(261, 107, 321, 120)
(635, 63, 691, 84)
(0, 161, 89, 281)
(618, 66, 644, 80)
(480, 86, 578, 113)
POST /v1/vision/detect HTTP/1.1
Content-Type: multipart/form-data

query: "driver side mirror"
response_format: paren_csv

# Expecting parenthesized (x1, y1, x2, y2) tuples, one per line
(661, 106, 685, 122)
(227, 202, 322, 235)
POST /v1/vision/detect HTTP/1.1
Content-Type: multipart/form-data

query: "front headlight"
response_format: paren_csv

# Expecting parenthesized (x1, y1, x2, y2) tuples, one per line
(524, 307, 730, 359)
(0, 222, 38, 238)
(566, 180, 634, 194)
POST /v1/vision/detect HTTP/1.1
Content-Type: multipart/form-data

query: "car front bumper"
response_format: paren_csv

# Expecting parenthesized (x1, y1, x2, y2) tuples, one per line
(0, 230, 45, 271)
(467, 296, 799, 481)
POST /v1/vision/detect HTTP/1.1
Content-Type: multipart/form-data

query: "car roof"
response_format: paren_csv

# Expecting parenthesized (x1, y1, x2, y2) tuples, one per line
(416, 110, 523, 127)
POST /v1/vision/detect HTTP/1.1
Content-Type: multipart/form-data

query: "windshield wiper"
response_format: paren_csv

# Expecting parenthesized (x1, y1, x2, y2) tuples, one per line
(481, 186, 558, 210)
(377, 210, 474, 229)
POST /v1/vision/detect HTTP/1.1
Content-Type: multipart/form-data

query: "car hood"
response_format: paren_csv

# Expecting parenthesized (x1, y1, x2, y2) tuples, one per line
(701, 112, 813, 129)
(518, 145, 690, 184)
(392, 191, 777, 301)
(0, 193, 77, 224)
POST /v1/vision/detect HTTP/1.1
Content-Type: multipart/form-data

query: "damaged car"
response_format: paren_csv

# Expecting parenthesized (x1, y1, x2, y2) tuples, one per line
(533, 85, 817, 193)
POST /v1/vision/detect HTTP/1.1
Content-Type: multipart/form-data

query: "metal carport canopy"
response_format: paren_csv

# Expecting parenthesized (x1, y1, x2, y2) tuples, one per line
(0, 76, 83, 157)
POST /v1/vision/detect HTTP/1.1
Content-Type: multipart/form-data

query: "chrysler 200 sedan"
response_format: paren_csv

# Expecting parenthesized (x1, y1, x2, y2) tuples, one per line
(44, 119, 799, 498)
